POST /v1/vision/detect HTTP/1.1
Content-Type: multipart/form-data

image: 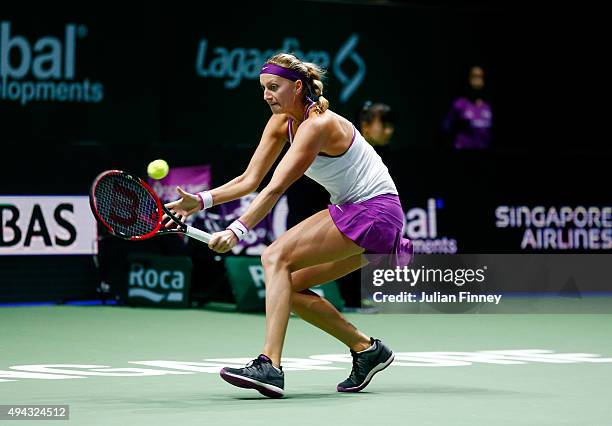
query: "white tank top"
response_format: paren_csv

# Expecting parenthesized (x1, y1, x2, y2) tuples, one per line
(288, 111, 398, 205)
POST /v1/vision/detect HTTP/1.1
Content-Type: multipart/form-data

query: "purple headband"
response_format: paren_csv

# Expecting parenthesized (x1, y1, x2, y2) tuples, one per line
(260, 63, 306, 82)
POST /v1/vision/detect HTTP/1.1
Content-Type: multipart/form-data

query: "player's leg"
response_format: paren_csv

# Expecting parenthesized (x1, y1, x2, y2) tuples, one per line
(286, 251, 395, 393)
(220, 209, 363, 397)
(289, 254, 372, 352)
(260, 209, 365, 367)
(220, 209, 394, 397)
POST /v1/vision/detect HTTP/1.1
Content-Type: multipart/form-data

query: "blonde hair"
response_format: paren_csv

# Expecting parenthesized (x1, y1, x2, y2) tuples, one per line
(264, 53, 329, 114)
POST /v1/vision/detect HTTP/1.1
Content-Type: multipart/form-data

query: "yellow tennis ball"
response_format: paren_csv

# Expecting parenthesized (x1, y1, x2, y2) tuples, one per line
(147, 159, 169, 180)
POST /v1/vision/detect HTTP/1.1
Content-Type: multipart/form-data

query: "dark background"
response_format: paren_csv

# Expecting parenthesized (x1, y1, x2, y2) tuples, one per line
(1, 1, 609, 303)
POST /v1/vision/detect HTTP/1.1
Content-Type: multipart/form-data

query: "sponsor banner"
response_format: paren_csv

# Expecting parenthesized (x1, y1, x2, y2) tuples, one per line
(164, 2, 429, 149)
(361, 253, 612, 314)
(127, 254, 192, 307)
(0, 21, 104, 106)
(195, 34, 365, 103)
(495, 205, 612, 251)
(0, 196, 97, 256)
(405, 198, 458, 254)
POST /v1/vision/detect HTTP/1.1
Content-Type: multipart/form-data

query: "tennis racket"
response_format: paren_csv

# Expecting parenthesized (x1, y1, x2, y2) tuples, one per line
(89, 170, 212, 244)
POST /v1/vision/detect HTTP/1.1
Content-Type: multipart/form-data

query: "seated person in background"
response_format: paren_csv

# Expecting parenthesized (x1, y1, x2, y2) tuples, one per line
(357, 101, 396, 154)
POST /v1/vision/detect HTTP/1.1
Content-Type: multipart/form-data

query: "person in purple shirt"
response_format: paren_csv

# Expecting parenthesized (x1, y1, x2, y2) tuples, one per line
(443, 65, 492, 150)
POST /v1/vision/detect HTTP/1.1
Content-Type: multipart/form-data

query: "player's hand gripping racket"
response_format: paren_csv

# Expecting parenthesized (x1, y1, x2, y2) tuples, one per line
(89, 170, 211, 243)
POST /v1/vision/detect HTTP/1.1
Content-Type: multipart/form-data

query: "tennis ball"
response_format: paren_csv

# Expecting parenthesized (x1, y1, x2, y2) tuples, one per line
(147, 159, 169, 180)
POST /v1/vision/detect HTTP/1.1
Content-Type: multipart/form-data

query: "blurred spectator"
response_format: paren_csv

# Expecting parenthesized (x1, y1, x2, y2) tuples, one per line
(357, 101, 396, 154)
(443, 65, 492, 150)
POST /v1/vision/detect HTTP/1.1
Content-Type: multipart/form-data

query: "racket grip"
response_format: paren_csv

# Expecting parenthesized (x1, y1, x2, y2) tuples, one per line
(185, 226, 212, 244)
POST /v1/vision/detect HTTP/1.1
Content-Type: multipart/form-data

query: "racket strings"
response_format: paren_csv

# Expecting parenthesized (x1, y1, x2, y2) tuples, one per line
(94, 175, 160, 237)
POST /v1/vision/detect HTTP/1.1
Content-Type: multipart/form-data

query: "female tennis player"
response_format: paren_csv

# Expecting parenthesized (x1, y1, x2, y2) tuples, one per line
(165, 53, 412, 398)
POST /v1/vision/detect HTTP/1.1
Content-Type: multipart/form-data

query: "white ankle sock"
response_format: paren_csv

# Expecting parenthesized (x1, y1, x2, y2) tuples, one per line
(357, 341, 377, 354)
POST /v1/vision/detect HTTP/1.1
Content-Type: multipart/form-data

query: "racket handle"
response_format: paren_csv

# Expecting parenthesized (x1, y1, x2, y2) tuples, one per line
(185, 226, 212, 244)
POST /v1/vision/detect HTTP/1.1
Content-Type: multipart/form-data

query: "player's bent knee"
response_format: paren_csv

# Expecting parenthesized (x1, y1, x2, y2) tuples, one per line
(261, 243, 292, 271)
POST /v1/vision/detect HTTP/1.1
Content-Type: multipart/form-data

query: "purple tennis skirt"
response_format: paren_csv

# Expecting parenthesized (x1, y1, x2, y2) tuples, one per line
(328, 193, 413, 267)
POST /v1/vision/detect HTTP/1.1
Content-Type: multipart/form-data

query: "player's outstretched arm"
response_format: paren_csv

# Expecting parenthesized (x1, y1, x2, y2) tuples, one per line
(238, 119, 326, 231)
(163, 114, 287, 227)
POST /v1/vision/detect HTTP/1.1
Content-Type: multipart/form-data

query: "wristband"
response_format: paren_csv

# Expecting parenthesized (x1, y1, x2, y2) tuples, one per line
(196, 191, 213, 210)
(227, 220, 249, 241)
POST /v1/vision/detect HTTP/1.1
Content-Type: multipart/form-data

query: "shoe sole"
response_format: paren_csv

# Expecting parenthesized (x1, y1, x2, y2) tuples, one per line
(337, 352, 395, 393)
(220, 368, 284, 398)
